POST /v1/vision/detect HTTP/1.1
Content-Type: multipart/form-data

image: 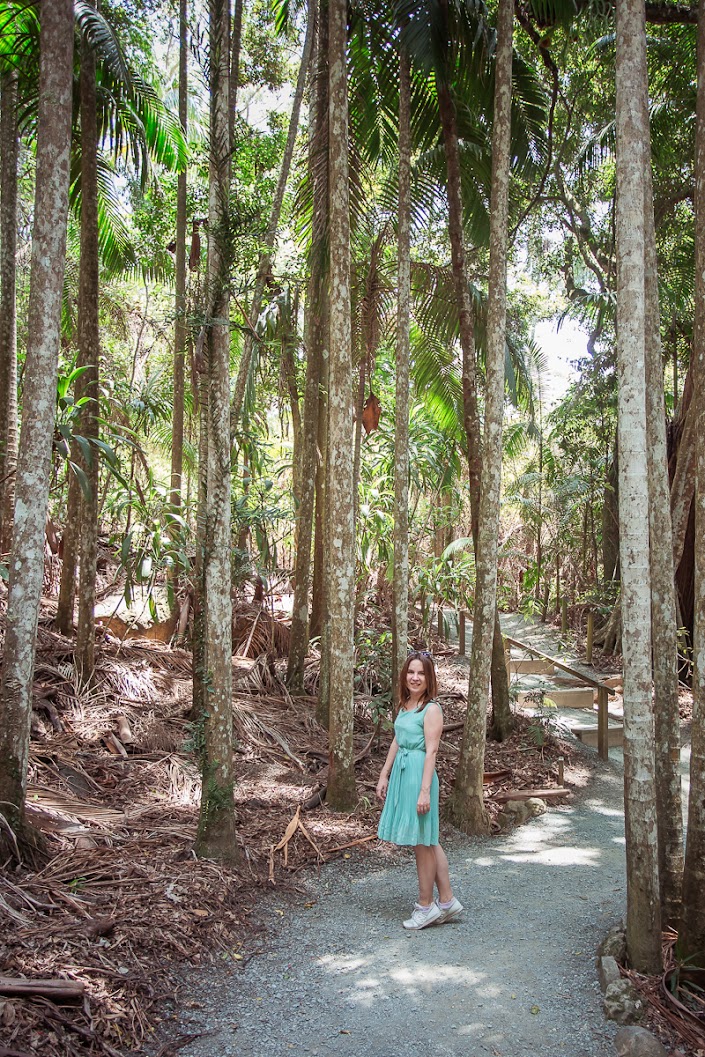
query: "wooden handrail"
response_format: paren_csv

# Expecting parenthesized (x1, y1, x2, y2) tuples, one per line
(503, 635, 616, 696)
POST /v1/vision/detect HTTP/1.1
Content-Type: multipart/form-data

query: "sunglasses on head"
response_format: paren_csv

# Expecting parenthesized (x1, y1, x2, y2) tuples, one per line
(408, 649, 433, 659)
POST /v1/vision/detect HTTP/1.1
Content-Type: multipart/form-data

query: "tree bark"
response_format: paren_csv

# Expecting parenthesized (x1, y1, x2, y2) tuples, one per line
(680, 0, 705, 964)
(642, 89, 683, 928)
(0, 71, 19, 554)
(614, 0, 662, 974)
(447, 0, 512, 834)
(75, 23, 101, 685)
(391, 42, 411, 700)
(0, 0, 74, 849)
(195, 0, 238, 863)
(190, 366, 209, 722)
(325, 0, 356, 810)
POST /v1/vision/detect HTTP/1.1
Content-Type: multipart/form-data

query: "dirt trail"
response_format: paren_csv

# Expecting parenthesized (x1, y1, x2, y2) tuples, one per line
(174, 619, 628, 1057)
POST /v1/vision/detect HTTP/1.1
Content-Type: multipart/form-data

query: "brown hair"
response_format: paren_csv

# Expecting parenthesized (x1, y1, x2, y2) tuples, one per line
(398, 652, 437, 712)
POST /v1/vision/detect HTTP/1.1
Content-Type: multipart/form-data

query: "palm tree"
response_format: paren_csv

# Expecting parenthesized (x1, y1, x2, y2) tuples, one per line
(74, 9, 101, 683)
(0, 0, 74, 857)
(51, 1, 187, 634)
(170, 0, 188, 544)
(447, 0, 513, 834)
(392, 39, 412, 697)
(289, 0, 329, 697)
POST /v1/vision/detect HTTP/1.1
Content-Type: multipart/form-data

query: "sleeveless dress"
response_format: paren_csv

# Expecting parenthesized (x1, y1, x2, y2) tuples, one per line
(377, 700, 440, 847)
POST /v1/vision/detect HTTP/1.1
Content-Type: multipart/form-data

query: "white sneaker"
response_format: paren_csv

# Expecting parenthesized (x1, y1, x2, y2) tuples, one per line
(403, 902, 443, 930)
(435, 896, 464, 923)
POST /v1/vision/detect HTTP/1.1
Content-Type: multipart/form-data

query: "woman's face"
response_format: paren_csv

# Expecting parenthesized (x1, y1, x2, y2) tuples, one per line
(406, 659, 427, 698)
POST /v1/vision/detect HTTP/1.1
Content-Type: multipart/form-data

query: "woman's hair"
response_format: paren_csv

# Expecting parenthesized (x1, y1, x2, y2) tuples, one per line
(398, 652, 437, 712)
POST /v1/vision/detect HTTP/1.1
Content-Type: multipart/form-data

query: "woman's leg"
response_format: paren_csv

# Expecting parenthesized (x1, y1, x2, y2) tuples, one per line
(414, 845, 437, 905)
(433, 843, 453, 903)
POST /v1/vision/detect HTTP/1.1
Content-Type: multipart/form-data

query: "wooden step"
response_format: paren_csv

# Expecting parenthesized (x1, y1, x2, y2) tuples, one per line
(509, 658, 555, 675)
(516, 688, 594, 708)
(551, 673, 588, 687)
(544, 688, 595, 708)
(573, 725, 624, 748)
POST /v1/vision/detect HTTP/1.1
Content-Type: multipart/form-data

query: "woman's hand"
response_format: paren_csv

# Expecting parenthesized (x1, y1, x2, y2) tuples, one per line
(376, 775, 389, 802)
(417, 788, 431, 815)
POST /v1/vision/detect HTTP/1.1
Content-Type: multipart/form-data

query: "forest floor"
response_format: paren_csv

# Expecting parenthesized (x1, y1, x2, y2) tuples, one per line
(0, 597, 699, 1057)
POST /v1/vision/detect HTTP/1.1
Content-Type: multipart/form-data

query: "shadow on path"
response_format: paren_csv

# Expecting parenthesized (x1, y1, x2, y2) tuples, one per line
(177, 756, 627, 1057)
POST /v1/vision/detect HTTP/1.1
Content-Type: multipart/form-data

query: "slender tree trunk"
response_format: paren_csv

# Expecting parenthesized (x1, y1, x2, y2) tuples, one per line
(641, 79, 683, 928)
(490, 611, 512, 739)
(287, 302, 321, 690)
(230, 0, 315, 431)
(56, 471, 80, 633)
(195, 0, 237, 863)
(190, 367, 209, 721)
(310, 0, 330, 666)
(391, 41, 411, 699)
(75, 27, 101, 685)
(0, 0, 73, 851)
(170, 0, 188, 539)
(351, 353, 365, 523)
(447, 0, 512, 834)
(680, 0, 705, 965)
(325, 0, 356, 810)
(438, 47, 511, 737)
(0, 71, 19, 554)
(311, 331, 329, 645)
(614, 0, 662, 974)
(288, 2, 324, 693)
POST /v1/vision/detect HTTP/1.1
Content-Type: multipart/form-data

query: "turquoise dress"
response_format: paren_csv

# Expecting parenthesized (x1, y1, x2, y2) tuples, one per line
(377, 701, 440, 847)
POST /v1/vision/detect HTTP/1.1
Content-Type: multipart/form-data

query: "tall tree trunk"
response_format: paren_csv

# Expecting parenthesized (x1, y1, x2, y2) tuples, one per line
(614, 0, 662, 974)
(437, 40, 511, 739)
(447, 0, 512, 834)
(641, 81, 683, 928)
(391, 41, 411, 699)
(0, 0, 74, 852)
(230, 0, 315, 431)
(288, 1, 324, 693)
(0, 71, 19, 554)
(75, 26, 101, 685)
(680, 0, 705, 965)
(309, 0, 330, 680)
(195, 0, 238, 863)
(170, 0, 188, 539)
(325, 0, 355, 810)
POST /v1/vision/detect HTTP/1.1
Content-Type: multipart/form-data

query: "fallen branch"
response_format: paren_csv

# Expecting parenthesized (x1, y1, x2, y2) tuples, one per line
(491, 787, 571, 803)
(0, 977, 85, 1002)
(323, 834, 377, 855)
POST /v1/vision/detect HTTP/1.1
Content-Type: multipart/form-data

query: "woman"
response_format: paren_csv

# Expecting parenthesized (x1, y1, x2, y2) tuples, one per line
(376, 651, 463, 930)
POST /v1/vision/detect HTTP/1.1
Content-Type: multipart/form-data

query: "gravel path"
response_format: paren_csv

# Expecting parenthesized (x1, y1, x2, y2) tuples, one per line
(174, 756, 627, 1057)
